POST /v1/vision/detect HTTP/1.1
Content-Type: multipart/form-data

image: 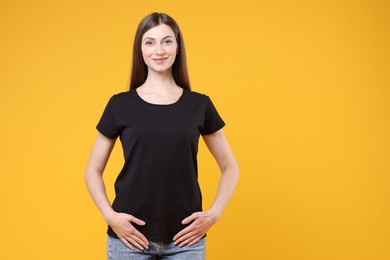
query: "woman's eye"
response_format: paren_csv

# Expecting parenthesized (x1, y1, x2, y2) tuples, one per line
(163, 39, 173, 45)
(145, 41, 155, 46)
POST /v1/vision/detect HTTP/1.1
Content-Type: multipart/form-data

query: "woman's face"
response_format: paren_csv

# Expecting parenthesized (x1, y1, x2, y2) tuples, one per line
(141, 24, 178, 73)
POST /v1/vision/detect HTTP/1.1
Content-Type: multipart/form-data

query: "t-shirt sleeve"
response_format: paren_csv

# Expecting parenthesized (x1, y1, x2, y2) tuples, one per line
(96, 96, 120, 139)
(200, 95, 226, 136)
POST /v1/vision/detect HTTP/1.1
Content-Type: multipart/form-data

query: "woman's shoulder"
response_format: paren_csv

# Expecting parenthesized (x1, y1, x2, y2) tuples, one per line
(112, 90, 132, 98)
(108, 90, 134, 102)
(186, 90, 218, 106)
(102, 90, 135, 110)
(186, 89, 211, 100)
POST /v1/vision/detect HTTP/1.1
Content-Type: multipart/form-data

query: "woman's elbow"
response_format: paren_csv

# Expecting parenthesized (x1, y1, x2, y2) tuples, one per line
(222, 161, 240, 179)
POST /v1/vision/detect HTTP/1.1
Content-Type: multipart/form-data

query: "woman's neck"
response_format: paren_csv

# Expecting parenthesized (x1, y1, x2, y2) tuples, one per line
(140, 69, 179, 93)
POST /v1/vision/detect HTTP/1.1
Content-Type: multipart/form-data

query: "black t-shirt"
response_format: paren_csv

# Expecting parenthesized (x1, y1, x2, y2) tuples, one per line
(96, 88, 225, 242)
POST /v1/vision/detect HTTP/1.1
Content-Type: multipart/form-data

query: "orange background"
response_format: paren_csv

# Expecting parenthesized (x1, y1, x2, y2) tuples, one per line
(0, 0, 389, 259)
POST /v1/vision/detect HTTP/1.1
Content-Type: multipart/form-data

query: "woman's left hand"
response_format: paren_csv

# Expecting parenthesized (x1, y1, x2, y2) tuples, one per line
(173, 211, 219, 247)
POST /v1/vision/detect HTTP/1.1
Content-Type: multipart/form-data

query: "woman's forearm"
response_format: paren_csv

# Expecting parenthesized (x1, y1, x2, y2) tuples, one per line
(208, 164, 240, 219)
(202, 129, 240, 220)
(84, 133, 117, 222)
(84, 170, 115, 222)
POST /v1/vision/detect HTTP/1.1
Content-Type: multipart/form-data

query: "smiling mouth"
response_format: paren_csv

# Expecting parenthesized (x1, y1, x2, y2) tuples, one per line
(153, 58, 167, 64)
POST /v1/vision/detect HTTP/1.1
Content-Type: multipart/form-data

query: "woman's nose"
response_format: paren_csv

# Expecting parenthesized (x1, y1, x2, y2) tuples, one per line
(155, 44, 165, 55)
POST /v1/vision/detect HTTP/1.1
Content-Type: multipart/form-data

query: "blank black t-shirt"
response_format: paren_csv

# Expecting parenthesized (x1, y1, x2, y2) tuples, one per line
(96, 88, 225, 242)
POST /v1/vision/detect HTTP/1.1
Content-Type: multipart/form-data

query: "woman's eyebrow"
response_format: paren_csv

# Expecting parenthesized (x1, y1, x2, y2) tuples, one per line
(143, 35, 174, 41)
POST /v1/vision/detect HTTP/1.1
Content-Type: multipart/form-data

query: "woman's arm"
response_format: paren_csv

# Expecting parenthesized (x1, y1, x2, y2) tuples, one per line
(84, 132, 149, 250)
(173, 129, 240, 246)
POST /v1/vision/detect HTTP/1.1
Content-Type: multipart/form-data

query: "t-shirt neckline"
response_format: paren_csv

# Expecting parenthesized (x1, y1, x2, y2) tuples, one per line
(134, 88, 187, 106)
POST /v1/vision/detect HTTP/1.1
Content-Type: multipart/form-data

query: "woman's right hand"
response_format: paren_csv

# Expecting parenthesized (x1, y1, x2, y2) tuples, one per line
(106, 212, 149, 250)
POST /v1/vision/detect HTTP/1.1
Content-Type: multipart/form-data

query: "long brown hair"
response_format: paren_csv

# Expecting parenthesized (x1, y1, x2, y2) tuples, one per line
(129, 12, 191, 90)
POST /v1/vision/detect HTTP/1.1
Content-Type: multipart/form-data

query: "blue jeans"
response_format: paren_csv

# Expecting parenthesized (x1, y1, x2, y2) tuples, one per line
(107, 236, 206, 260)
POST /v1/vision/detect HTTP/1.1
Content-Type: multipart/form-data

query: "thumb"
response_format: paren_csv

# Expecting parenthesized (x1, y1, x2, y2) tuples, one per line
(127, 214, 146, 226)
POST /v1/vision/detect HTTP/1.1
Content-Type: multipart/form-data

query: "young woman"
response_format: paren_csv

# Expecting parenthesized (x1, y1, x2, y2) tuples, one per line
(84, 12, 239, 259)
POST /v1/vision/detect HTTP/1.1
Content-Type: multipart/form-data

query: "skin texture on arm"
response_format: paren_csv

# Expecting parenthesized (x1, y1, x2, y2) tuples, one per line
(173, 129, 240, 247)
(84, 132, 149, 250)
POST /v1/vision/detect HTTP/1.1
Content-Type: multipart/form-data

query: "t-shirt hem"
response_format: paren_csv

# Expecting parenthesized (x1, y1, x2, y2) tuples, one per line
(201, 122, 226, 136)
(96, 126, 118, 139)
(107, 230, 175, 243)
(107, 231, 207, 243)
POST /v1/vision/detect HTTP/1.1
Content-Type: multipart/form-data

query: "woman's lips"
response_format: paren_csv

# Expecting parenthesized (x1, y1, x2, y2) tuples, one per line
(153, 58, 167, 64)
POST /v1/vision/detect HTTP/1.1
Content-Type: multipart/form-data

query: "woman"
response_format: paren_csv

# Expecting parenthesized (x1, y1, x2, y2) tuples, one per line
(85, 12, 239, 259)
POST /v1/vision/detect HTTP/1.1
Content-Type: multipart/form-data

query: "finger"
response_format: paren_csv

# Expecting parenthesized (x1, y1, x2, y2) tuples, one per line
(174, 230, 194, 245)
(131, 232, 149, 249)
(129, 215, 146, 226)
(120, 238, 135, 251)
(179, 236, 197, 247)
(127, 237, 145, 251)
(133, 230, 149, 246)
(173, 226, 192, 241)
(188, 237, 201, 246)
(182, 212, 199, 224)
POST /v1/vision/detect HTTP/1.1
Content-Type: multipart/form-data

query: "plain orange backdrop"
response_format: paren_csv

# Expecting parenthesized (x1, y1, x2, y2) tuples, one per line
(0, 0, 389, 259)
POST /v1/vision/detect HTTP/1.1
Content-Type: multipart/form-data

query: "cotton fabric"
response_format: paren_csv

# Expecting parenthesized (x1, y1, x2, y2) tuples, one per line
(96, 88, 225, 242)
